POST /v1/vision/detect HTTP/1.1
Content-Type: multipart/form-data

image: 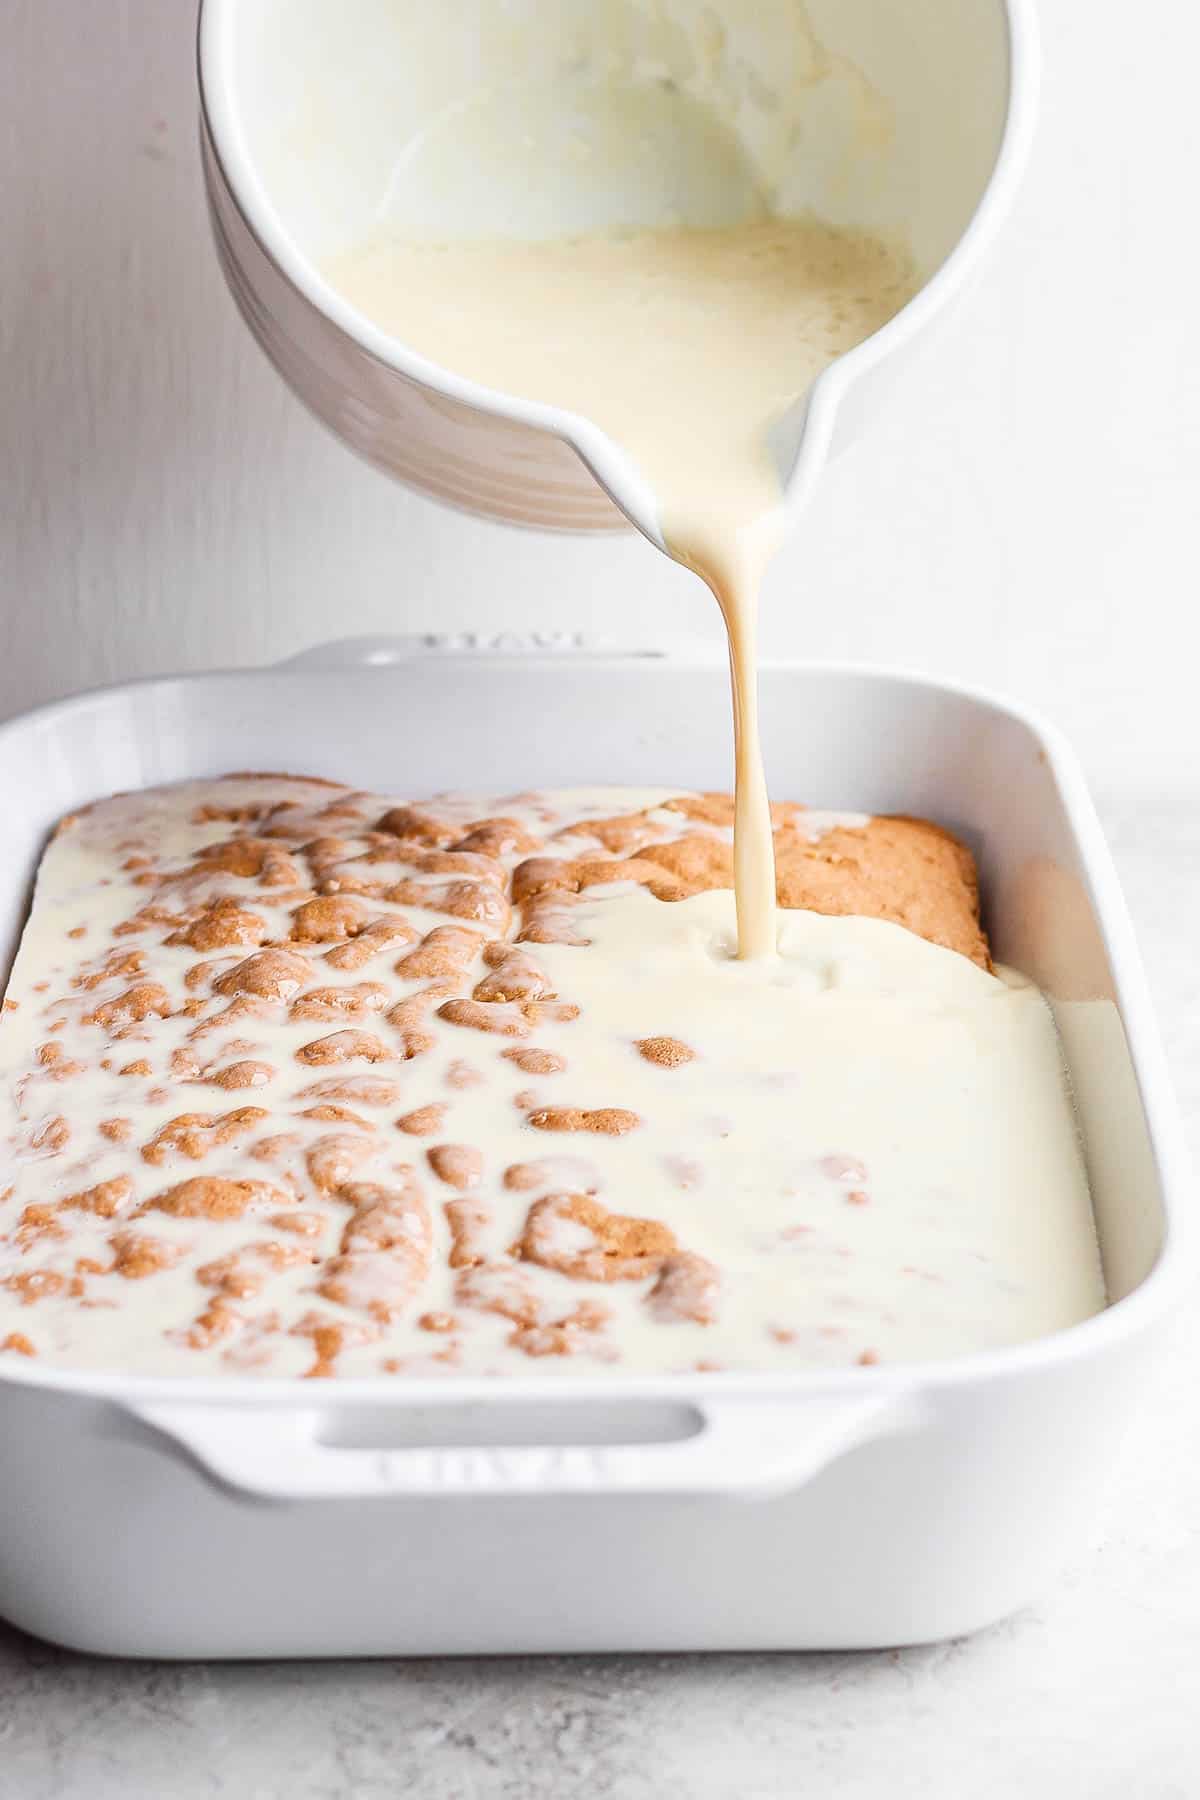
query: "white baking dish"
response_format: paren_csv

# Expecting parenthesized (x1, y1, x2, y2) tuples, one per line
(0, 643, 1189, 1658)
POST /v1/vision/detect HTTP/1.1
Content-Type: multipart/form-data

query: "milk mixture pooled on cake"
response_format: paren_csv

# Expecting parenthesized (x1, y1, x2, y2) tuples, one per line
(0, 775, 1104, 1378)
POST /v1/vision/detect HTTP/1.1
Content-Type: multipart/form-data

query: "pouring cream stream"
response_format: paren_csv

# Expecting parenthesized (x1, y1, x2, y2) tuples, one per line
(325, 215, 915, 955)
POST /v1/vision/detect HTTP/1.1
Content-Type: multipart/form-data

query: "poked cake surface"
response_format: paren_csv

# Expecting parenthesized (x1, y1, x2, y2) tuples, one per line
(0, 776, 1102, 1378)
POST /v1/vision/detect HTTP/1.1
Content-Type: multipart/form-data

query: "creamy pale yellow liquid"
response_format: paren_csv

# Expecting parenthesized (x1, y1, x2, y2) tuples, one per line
(0, 778, 1105, 1377)
(325, 218, 916, 956)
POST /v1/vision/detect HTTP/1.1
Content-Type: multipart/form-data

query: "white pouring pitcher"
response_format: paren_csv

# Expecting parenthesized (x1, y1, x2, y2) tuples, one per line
(198, 0, 1037, 549)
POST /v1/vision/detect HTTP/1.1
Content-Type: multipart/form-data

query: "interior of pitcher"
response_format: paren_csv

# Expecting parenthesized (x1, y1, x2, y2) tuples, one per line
(225, 0, 1013, 281)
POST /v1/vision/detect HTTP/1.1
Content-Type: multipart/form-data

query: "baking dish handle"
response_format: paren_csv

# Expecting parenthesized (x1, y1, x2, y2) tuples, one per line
(128, 1392, 923, 1502)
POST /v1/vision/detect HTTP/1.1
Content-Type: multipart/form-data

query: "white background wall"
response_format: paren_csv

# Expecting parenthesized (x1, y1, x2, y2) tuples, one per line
(3, 0, 1198, 794)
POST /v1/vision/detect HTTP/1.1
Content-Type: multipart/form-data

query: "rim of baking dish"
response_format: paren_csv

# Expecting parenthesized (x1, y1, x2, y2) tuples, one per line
(0, 654, 1191, 1406)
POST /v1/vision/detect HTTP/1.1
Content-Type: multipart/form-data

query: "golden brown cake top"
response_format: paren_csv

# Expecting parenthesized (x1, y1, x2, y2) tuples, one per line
(0, 776, 1101, 1381)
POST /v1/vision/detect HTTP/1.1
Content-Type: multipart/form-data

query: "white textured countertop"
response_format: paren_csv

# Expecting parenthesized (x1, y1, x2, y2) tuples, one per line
(0, 780, 1195, 1800)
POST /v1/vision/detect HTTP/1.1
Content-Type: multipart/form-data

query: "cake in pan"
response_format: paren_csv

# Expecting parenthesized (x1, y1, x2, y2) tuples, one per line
(0, 775, 1104, 1378)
